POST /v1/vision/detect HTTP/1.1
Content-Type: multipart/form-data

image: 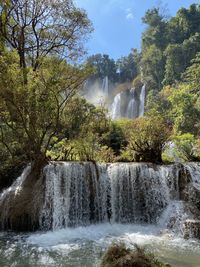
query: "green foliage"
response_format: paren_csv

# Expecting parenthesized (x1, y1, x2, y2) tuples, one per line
(101, 242, 172, 267)
(141, 45, 165, 90)
(184, 52, 200, 93)
(86, 50, 140, 84)
(0, 52, 91, 162)
(116, 51, 140, 83)
(87, 54, 117, 82)
(163, 33, 200, 85)
(172, 134, 200, 162)
(121, 115, 171, 163)
(141, 4, 200, 89)
(167, 4, 200, 44)
(0, 0, 92, 70)
(167, 84, 200, 135)
(142, 7, 168, 50)
(0, 0, 93, 168)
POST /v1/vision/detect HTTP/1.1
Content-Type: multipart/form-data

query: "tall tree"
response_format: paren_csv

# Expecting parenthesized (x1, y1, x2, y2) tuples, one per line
(0, 0, 92, 71)
(0, 0, 92, 165)
(86, 54, 117, 82)
(116, 51, 140, 83)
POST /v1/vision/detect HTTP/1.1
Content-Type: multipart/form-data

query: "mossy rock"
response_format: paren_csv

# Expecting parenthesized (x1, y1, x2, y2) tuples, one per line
(101, 242, 172, 267)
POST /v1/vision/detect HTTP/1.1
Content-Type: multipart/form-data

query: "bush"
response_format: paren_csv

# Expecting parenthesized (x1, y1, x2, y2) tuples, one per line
(101, 242, 172, 267)
(172, 134, 200, 162)
(120, 115, 171, 163)
(47, 135, 116, 162)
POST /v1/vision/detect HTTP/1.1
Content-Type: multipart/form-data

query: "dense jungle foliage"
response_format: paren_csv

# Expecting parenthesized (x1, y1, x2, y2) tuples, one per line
(0, 2, 200, 187)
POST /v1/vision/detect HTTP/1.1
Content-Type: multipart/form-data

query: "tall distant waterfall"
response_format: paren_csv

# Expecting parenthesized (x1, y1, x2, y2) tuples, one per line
(111, 94, 121, 119)
(139, 84, 146, 117)
(102, 76, 109, 96)
(111, 85, 146, 120)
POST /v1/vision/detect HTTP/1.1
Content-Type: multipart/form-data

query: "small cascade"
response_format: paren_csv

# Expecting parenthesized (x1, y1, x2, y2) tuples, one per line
(0, 165, 32, 230)
(109, 164, 178, 224)
(139, 84, 146, 117)
(158, 200, 193, 234)
(40, 162, 109, 230)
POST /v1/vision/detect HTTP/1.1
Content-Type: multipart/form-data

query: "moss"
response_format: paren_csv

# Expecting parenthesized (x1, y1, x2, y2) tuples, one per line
(101, 242, 172, 267)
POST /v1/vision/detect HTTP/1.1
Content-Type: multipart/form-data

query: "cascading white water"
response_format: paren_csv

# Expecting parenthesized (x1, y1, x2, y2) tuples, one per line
(0, 165, 31, 227)
(126, 88, 138, 118)
(111, 93, 121, 119)
(1, 162, 200, 234)
(0, 161, 200, 267)
(102, 76, 109, 96)
(40, 162, 109, 230)
(39, 162, 181, 230)
(110, 84, 146, 119)
(139, 84, 146, 117)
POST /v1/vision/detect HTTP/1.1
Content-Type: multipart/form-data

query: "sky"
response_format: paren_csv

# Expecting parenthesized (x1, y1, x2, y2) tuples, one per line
(75, 0, 199, 60)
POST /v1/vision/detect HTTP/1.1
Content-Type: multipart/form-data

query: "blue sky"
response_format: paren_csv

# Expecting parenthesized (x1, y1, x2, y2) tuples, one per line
(75, 0, 198, 60)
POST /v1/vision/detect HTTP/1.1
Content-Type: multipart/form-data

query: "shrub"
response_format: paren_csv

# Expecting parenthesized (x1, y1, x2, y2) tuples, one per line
(172, 134, 200, 162)
(121, 115, 171, 163)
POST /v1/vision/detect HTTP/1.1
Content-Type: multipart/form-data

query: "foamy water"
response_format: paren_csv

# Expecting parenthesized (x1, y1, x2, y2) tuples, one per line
(1, 223, 200, 267)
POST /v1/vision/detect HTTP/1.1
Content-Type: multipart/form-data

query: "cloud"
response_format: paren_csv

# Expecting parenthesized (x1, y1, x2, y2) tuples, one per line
(126, 12, 134, 19)
(126, 8, 134, 20)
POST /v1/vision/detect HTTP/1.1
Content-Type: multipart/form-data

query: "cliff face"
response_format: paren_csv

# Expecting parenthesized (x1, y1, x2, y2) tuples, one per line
(0, 162, 199, 236)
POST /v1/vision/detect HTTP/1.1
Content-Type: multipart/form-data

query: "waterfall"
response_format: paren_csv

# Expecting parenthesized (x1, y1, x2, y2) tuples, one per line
(39, 162, 180, 230)
(1, 162, 200, 232)
(110, 84, 146, 120)
(126, 88, 138, 118)
(40, 162, 109, 230)
(139, 84, 146, 117)
(111, 93, 121, 119)
(102, 76, 109, 96)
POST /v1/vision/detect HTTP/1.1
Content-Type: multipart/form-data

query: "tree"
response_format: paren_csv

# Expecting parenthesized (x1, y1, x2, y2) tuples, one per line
(184, 52, 200, 94)
(141, 45, 165, 90)
(87, 54, 117, 82)
(116, 51, 139, 83)
(167, 4, 200, 44)
(0, 52, 91, 163)
(0, 0, 92, 72)
(142, 7, 168, 50)
(167, 84, 200, 135)
(0, 0, 92, 167)
(163, 33, 200, 85)
(172, 133, 200, 162)
(141, 4, 200, 88)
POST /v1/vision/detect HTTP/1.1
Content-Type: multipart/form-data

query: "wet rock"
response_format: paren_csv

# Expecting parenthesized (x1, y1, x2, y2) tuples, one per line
(0, 165, 45, 231)
(183, 219, 200, 239)
(188, 183, 200, 211)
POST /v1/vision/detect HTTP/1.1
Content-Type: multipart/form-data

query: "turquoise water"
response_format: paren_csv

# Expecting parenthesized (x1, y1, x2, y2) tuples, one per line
(0, 224, 200, 267)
